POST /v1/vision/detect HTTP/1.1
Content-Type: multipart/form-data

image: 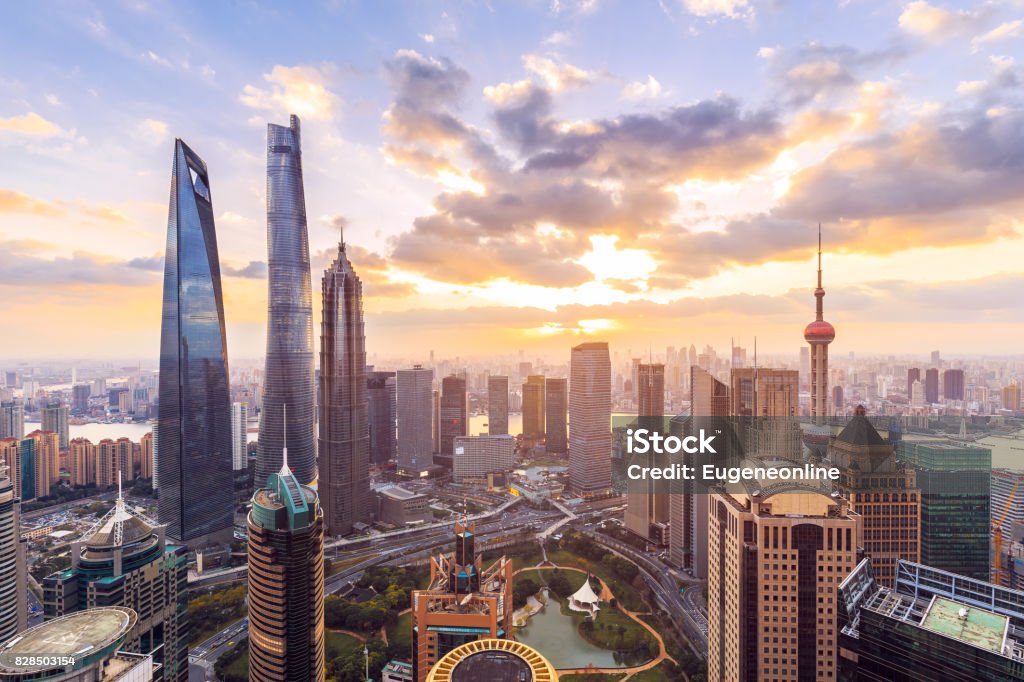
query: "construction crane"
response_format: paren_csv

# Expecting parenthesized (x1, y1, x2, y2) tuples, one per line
(993, 477, 1022, 584)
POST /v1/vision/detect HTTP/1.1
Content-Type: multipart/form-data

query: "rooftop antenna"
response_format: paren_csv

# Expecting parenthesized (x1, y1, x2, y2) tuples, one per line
(280, 403, 289, 476)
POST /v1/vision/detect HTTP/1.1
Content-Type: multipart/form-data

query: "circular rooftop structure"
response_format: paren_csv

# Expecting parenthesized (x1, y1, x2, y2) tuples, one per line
(0, 607, 137, 675)
(426, 639, 558, 682)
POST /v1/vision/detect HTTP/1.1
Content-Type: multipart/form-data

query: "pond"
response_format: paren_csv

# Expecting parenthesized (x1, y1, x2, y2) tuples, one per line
(513, 589, 625, 670)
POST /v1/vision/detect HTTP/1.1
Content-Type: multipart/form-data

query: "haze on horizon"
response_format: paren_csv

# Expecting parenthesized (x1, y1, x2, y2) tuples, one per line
(1, 0, 1023, 361)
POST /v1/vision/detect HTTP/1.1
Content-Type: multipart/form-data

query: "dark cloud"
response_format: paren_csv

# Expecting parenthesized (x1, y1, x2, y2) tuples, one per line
(0, 241, 157, 286)
(127, 255, 164, 271)
(766, 42, 908, 106)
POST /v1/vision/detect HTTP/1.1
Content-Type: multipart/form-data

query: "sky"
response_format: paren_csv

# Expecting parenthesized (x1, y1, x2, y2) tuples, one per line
(1, 0, 1023, 362)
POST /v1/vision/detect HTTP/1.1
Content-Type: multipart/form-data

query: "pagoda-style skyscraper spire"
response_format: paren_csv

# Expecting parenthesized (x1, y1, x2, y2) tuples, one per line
(804, 224, 835, 422)
(317, 225, 370, 536)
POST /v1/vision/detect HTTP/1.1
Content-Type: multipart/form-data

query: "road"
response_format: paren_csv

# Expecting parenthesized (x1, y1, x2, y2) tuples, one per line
(187, 505, 562, 680)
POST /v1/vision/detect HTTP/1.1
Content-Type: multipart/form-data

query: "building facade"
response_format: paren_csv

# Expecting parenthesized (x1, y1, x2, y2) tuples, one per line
(397, 366, 434, 473)
(156, 138, 233, 546)
(544, 378, 567, 454)
(487, 376, 509, 436)
(438, 375, 467, 456)
(40, 402, 69, 450)
(568, 343, 612, 496)
(231, 402, 248, 471)
(247, 458, 325, 682)
(258, 115, 317, 486)
(452, 435, 515, 483)
(318, 237, 370, 536)
(42, 489, 189, 681)
(521, 375, 545, 441)
(368, 371, 398, 465)
(0, 402, 23, 441)
(0, 469, 27, 643)
(804, 229, 835, 421)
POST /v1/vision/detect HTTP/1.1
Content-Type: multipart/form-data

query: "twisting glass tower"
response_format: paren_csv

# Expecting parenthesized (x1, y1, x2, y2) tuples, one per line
(318, 227, 370, 537)
(157, 139, 233, 545)
(258, 115, 317, 485)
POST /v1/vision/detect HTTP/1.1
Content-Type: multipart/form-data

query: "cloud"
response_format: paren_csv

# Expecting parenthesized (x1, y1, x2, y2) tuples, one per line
(223, 261, 267, 279)
(136, 118, 169, 144)
(543, 31, 572, 46)
(419, 33, 435, 43)
(550, 0, 600, 15)
(679, 0, 752, 19)
(144, 50, 172, 67)
(898, 1, 987, 39)
(622, 75, 663, 101)
(240, 64, 339, 121)
(0, 240, 158, 287)
(80, 205, 132, 224)
(522, 54, 595, 92)
(0, 188, 64, 216)
(767, 42, 907, 105)
(127, 255, 164, 271)
(972, 19, 1023, 49)
(0, 112, 67, 137)
(218, 211, 249, 225)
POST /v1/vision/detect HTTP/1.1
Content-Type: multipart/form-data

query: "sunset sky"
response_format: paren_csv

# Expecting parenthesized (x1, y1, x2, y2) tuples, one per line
(1, 0, 1023, 361)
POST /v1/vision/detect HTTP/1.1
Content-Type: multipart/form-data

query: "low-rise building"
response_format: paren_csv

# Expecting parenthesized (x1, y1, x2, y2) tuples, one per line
(378, 486, 432, 527)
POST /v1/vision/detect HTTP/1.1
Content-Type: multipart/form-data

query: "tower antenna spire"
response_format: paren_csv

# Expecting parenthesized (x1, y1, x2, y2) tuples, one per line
(817, 222, 823, 290)
(281, 403, 289, 475)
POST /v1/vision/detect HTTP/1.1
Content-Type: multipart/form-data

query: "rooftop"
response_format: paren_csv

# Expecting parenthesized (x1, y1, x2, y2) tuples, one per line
(0, 607, 136, 673)
(381, 486, 421, 501)
(836, 412, 887, 447)
(921, 597, 1009, 654)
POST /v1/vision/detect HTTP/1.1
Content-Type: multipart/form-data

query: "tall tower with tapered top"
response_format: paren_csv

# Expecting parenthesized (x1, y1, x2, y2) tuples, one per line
(804, 225, 835, 422)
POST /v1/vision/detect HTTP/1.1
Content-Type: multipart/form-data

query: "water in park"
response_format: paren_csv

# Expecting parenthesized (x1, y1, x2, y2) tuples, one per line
(514, 590, 625, 670)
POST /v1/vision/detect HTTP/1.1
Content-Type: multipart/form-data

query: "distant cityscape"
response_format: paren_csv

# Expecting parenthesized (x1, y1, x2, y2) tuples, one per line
(0, 100, 1022, 682)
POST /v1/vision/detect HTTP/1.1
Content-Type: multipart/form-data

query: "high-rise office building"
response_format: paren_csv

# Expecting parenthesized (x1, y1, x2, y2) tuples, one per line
(140, 431, 153, 480)
(839, 558, 1024, 682)
(247, 449, 325, 682)
(943, 368, 965, 401)
(911, 379, 925, 407)
(24, 430, 58, 499)
(319, 235, 370, 537)
(991, 468, 1024, 585)
(452, 435, 515, 482)
(568, 342, 611, 496)
(924, 368, 940, 404)
(42, 485, 190, 681)
(397, 366, 434, 472)
(832, 384, 844, 413)
(830, 406, 920, 586)
(487, 375, 509, 436)
(930, 350, 941, 365)
(907, 368, 921, 397)
(0, 439, 21, 502)
(258, 115, 316, 486)
(40, 402, 69, 451)
(708, 487, 862, 682)
(804, 228, 835, 421)
(411, 521, 513, 681)
(231, 402, 248, 471)
(156, 138, 233, 546)
(68, 437, 96, 487)
(544, 378, 567, 454)
(438, 375, 467, 456)
(730, 367, 801, 457)
(897, 439, 991, 579)
(521, 375, 545, 441)
(0, 466, 27, 643)
(368, 370, 398, 465)
(0, 401, 23, 441)
(71, 384, 90, 415)
(626, 363, 668, 545)
(1003, 383, 1023, 411)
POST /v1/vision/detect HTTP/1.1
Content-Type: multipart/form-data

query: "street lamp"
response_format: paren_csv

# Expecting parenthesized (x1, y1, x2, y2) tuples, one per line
(364, 645, 370, 682)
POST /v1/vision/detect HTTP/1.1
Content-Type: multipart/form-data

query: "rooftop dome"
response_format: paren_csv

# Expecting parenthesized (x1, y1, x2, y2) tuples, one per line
(804, 319, 835, 343)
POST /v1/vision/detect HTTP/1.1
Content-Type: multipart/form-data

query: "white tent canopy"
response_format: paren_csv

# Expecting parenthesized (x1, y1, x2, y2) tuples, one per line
(568, 576, 601, 617)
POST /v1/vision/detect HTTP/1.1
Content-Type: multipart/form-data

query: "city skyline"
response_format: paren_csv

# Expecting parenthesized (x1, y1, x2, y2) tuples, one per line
(2, 1, 1024, 360)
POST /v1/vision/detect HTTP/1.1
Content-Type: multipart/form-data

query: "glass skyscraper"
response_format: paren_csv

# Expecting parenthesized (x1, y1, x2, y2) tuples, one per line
(157, 139, 233, 545)
(318, 233, 370, 536)
(258, 115, 316, 486)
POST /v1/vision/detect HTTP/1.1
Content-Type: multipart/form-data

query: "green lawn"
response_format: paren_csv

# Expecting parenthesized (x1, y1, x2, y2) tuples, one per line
(546, 549, 648, 612)
(386, 611, 413, 651)
(516, 567, 587, 592)
(223, 643, 249, 679)
(629, 665, 675, 681)
(325, 630, 364, 660)
(559, 674, 627, 682)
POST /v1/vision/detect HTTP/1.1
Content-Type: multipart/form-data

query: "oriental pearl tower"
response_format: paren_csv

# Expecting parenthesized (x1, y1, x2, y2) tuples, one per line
(803, 225, 835, 459)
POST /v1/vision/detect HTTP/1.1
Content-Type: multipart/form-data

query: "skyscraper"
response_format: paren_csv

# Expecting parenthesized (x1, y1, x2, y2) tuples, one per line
(71, 384, 90, 415)
(708, 487, 862, 682)
(24, 430, 58, 499)
(258, 115, 316, 486)
(68, 437, 96, 487)
(247, 445, 325, 682)
(830, 406, 920, 586)
(397, 366, 434, 472)
(907, 367, 921, 397)
(544, 378, 567, 454)
(438, 375, 467, 456)
(0, 401, 23, 441)
(521, 375, 545, 441)
(156, 138, 233, 546)
(568, 342, 611, 496)
(804, 226, 835, 421)
(487, 375, 509, 436)
(943, 368, 965, 401)
(411, 521, 513, 681)
(925, 368, 940, 404)
(40, 402, 69, 450)
(318, 235, 370, 537)
(367, 370, 397, 465)
(0, 465, 27, 643)
(42, 485, 190, 681)
(626, 363, 668, 545)
(231, 402, 248, 471)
